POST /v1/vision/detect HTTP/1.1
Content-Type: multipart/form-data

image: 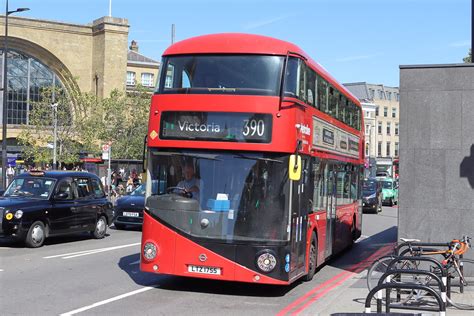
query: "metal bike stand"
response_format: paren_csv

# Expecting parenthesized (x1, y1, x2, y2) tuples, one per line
(365, 283, 446, 315)
(378, 269, 446, 311)
(386, 256, 448, 305)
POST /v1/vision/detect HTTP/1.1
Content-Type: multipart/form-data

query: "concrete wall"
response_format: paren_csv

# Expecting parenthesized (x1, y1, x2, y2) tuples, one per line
(399, 64, 474, 260)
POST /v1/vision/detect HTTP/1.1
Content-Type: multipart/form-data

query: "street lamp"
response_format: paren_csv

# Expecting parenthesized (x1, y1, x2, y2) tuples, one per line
(1, 0, 29, 189)
(51, 102, 58, 170)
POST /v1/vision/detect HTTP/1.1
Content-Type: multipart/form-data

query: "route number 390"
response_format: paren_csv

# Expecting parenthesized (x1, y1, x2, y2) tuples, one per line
(243, 119, 265, 137)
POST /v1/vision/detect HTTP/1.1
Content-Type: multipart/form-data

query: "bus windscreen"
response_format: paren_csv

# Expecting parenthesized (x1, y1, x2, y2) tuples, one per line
(157, 55, 284, 96)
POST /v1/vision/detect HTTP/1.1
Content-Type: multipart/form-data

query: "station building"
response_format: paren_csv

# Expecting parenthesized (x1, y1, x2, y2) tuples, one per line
(0, 15, 160, 160)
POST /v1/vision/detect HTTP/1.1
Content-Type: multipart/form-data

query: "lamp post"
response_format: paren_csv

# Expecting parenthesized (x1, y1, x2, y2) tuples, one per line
(51, 102, 58, 170)
(1, 0, 29, 189)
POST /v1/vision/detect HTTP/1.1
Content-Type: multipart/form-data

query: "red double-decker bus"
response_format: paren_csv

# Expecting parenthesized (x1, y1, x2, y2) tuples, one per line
(141, 34, 364, 285)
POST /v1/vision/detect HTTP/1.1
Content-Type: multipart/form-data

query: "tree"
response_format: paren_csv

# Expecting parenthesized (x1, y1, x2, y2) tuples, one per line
(100, 86, 150, 160)
(463, 49, 472, 63)
(17, 85, 151, 166)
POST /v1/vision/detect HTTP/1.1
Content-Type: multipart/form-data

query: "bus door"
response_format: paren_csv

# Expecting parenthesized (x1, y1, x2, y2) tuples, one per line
(289, 156, 311, 277)
(324, 162, 336, 259)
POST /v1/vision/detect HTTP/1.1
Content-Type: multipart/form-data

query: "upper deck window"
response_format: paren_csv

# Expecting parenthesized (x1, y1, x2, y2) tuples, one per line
(157, 55, 283, 96)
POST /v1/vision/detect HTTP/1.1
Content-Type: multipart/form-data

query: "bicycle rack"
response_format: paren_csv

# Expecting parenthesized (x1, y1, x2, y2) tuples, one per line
(365, 283, 446, 315)
(386, 256, 449, 299)
(376, 269, 446, 312)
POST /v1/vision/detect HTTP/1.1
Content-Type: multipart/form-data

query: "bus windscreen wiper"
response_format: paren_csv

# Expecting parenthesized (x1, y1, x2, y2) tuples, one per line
(233, 154, 282, 163)
(207, 87, 236, 92)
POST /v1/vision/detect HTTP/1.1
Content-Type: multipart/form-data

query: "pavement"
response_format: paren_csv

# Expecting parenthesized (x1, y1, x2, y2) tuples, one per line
(292, 207, 474, 316)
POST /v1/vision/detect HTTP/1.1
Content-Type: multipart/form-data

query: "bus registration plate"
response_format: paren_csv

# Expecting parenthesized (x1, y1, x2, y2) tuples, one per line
(188, 265, 221, 275)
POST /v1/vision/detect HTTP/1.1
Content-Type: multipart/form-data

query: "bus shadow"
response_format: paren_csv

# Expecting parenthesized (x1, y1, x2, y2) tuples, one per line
(326, 225, 397, 272)
(117, 253, 296, 297)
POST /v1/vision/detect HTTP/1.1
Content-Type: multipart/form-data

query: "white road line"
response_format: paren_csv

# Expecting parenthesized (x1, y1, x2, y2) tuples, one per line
(60, 286, 154, 315)
(0, 269, 4, 272)
(43, 243, 140, 259)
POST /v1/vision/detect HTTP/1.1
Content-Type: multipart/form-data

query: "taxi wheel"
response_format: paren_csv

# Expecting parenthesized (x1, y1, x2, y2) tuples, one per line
(92, 216, 107, 239)
(25, 221, 46, 248)
(303, 233, 318, 282)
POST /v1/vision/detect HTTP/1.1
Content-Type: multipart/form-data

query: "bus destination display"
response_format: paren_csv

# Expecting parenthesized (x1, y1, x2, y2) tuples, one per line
(160, 111, 272, 143)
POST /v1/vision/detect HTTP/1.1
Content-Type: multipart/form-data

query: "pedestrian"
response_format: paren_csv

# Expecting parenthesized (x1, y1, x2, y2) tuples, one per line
(6, 165, 15, 186)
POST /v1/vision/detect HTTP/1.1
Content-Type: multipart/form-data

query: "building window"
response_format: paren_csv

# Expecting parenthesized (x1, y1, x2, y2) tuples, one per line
(384, 106, 388, 117)
(0, 49, 63, 125)
(369, 89, 375, 99)
(365, 142, 370, 156)
(141, 72, 154, 87)
(395, 142, 399, 157)
(396, 93, 400, 101)
(378, 142, 382, 157)
(395, 123, 399, 135)
(375, 106, 379, 116)
(387, 91, 392, 100)
(365, 111, 370, 118)
(126, 71, 136, 86)
(386, 122, 391, 135)
(378, 121, 382, 134)
(392, 107, 397, 118)
(386, 142, 391, 157)
(365, 124, 370, 135)
(379, 90, 385, 99)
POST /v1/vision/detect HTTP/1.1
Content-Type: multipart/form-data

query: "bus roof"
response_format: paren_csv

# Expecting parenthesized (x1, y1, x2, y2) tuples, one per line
(163, 33, 360, 106)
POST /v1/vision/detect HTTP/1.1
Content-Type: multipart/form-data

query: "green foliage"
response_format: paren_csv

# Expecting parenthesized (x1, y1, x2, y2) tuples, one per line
(463, 49, 472, 63)
(17, 85, 151, 165)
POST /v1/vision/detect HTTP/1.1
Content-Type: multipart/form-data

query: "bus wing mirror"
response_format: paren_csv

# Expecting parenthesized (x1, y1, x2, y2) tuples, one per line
(289, 154, 301, 181)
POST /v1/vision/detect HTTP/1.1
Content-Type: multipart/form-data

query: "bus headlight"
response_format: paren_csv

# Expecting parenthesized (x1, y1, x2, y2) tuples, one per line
(143, 242, 157, 261)
(256, 251, 277, 273)
(14, 210, 23, 219)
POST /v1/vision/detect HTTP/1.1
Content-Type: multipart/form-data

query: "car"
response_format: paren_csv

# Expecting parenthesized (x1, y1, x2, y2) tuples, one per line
(112, 184, 145, 229)
(0, 170, 113, 247)
(362, 178, 382, 213)
(379, 177, 399, 206)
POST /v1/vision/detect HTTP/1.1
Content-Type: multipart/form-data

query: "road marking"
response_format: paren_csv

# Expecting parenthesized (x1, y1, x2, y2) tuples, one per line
(277, 243, 394, 316)
(60, 286, 154, 315)
(0, 269, 4, 272)
(43, 243, 140, 259)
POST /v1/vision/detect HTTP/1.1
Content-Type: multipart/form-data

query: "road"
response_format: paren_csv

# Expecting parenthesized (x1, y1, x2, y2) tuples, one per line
(0, 207, 398, 316)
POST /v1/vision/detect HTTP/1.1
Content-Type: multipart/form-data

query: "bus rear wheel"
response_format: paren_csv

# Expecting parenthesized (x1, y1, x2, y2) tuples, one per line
(303, 232, 318, 282)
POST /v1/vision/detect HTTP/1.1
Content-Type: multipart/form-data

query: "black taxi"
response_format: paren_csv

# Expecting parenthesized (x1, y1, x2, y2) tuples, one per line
(0, 170, 113, 247)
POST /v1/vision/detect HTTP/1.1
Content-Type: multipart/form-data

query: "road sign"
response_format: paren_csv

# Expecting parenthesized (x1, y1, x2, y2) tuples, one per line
(102, 144, 110, 152)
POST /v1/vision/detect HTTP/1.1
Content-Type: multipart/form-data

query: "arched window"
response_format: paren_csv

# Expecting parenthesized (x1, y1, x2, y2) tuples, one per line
(0, 50, 64, 125)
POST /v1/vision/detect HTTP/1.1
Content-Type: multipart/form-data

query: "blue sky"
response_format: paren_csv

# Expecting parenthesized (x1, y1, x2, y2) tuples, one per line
(12, 0, 472, 87)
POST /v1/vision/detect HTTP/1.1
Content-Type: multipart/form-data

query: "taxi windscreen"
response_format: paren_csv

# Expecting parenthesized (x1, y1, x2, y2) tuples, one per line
(3, 178, 57, 199)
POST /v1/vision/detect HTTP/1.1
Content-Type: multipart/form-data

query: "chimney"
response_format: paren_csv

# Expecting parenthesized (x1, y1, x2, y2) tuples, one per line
(129, 40, 139, 52)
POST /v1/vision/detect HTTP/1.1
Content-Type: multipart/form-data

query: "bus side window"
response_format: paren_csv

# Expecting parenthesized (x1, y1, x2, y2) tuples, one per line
(298, 60, 306, 102)
(312, 159, 324, 212)
(328, 86, 336, 117)
(318, 79, 328, 113)
(283, 57, 298, 97)
(306, 67, 316, 107)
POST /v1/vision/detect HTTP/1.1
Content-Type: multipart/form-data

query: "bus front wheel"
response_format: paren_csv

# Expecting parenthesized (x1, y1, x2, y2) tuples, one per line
(303, 232, 318, 282)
